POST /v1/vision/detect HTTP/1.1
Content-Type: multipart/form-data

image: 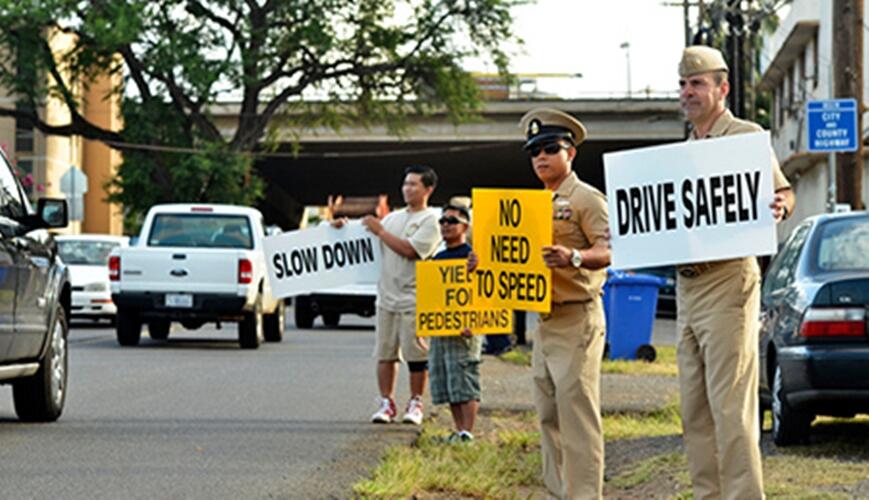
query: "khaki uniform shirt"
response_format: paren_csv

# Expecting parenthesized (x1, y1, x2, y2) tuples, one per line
(686, 109, 791, 270)
(551, 172, 609, 304)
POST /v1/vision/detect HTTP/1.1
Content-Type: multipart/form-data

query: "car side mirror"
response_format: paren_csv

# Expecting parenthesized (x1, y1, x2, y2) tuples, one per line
(37, 198, 69, 229)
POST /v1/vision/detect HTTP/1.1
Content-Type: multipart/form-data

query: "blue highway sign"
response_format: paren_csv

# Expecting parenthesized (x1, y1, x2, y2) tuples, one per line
(807, 99, 859, 152)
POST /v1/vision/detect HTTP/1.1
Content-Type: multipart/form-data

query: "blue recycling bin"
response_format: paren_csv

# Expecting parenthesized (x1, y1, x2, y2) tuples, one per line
(602, 271, 666, 361)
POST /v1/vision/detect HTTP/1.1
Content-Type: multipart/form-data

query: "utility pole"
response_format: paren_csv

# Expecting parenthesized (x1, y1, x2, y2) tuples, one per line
(684, 0, 692, 46)
(833, 0, 865, 210)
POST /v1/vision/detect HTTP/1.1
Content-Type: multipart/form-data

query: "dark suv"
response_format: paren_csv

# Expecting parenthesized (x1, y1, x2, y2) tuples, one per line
(0, 150, 70, 422)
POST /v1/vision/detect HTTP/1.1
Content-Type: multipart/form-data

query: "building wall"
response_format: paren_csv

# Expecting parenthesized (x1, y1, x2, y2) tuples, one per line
(0, 29, 124, 235)
(763, 0, 868, 234)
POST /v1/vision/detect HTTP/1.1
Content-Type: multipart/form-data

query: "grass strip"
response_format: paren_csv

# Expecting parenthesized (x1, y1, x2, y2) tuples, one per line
(353, 418, 542, 499)
(497, 345, 678, 378)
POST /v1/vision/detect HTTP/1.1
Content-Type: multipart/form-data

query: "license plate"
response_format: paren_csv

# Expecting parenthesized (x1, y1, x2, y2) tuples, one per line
(165, 293, 193, 308)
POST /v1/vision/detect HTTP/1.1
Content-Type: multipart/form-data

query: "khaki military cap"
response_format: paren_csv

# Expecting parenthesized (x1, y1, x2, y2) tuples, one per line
(678, 45, 729, 77)
(519, 108, 587, 149)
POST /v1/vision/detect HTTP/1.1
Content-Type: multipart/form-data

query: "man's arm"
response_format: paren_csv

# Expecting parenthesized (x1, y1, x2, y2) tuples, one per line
(362, 215, 420, 260)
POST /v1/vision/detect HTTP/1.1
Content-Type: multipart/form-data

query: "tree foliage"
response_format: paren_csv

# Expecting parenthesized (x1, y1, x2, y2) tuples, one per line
(0, 0, 521, 225)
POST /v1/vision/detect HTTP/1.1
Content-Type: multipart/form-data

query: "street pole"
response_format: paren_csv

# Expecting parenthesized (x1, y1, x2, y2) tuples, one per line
(684, 0, 692, 46)
(833, 0, 865, 210)
(621, 42, 632, 98)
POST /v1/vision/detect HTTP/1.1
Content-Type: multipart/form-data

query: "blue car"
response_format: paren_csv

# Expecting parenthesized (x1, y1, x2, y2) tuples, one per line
(759, 211, 869, 446)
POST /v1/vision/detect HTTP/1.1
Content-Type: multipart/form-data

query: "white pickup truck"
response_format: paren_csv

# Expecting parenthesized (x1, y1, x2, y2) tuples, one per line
(110, 204, 285, 349)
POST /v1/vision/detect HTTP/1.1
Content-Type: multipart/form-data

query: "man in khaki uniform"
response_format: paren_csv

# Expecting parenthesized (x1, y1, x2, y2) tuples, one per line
(521, 108, 611, 499)
(676, 46, 794, 500)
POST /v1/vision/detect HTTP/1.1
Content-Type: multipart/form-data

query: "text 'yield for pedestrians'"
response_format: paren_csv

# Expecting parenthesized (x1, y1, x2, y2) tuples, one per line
(807, 99, 858, 152)
(415, 259, 513, 336)
(603, 132, 778, 270)
(472, 188, 551, 313)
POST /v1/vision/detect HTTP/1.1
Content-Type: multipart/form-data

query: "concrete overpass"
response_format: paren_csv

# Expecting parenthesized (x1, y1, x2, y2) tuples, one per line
(214, 99, 685, 228)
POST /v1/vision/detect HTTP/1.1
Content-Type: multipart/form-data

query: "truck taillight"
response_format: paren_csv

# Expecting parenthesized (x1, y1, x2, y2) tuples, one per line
(238, 258, 253, 284)
(800, 307, 866, 337)
(109, 255, 120, 281)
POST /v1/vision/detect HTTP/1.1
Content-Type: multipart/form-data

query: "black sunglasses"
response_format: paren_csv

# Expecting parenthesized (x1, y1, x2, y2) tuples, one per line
(526, 142, 569, 158)
(439, 216, 466, 225)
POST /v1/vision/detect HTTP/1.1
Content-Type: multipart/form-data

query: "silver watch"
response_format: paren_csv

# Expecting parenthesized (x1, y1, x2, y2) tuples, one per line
(570, 249, 582, 268)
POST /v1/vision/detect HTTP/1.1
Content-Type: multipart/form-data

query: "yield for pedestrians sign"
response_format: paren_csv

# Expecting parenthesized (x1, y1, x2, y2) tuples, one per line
(807, 99, 858, 152)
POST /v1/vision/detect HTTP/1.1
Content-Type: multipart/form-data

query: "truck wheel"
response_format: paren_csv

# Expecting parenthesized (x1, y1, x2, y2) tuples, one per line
(294, 296, 314, 329)
(771, 363, 812, 446)
(13, 305, 68, 422)
(322, 312, 340, 328)
(148, 320, 171, 340)
(239, 297, 263, 349)
(264, 299, 286, 342)
(116, 308, 142, 346)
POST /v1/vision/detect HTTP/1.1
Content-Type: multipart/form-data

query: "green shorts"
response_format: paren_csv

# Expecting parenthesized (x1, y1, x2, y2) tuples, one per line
(428, 335, 483, 405)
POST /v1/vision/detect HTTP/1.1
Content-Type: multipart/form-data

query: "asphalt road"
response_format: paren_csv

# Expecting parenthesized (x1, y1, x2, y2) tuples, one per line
(0, 312, 416, 499)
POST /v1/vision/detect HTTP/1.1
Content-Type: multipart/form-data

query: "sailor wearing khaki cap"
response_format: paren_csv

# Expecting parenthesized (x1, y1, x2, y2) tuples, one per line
(520, 107, 610, 499)
(674, 45, 795, 500)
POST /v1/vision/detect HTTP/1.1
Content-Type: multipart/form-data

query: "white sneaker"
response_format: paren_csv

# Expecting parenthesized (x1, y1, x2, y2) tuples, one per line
(371, 397, 396, 423)
(402, 397, 424, 425)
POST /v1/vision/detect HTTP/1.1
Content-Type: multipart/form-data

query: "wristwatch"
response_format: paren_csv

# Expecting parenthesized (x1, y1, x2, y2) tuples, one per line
(570, 249, 582, 268)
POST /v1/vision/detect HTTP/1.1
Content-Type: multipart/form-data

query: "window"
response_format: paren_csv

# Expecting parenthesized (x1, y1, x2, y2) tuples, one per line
(57, 240, 122, 266)
(0, 154, 26, 220)
(777, 80, 785, 128)
(812, 31, 819, 89)
(148, 214, 253, 249)
(763, 222, 812, 295)
(813, 216, 869, 271)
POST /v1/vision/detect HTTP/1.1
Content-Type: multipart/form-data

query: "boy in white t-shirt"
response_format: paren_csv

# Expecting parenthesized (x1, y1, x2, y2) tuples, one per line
(360, 166, 441, 424)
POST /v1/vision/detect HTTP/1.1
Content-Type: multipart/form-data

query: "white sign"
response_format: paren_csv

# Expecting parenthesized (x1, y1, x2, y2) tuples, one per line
(263, 221, 381, 298)
(603, 132, 778, 270)
(60, 166, 88, 222)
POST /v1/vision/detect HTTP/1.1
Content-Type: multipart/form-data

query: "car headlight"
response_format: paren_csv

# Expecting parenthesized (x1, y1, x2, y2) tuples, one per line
(84, 282, 108, 292)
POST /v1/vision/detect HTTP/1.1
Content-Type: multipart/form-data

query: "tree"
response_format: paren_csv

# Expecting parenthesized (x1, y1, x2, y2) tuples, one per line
(0, 0, 520, 226)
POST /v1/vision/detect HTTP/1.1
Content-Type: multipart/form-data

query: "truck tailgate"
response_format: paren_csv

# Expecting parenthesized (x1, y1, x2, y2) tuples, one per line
(119, 248, 243, 294)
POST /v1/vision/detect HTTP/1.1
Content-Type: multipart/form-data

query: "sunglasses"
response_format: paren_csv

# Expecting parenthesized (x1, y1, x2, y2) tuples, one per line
(526, 142, 569, 158)
(439, 216, 466, 225)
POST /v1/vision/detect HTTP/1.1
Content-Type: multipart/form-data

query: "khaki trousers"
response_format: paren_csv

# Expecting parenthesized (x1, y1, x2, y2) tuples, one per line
(532, 299, 605, 500)
(676, 258, 764, 500)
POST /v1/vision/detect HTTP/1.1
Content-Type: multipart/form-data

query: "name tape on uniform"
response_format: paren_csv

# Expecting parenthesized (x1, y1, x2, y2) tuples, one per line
(416, 259, 513, 336)
(603, 131, 778, 269)
(263, 221, 380, 298)
(471, 188, 552, 313)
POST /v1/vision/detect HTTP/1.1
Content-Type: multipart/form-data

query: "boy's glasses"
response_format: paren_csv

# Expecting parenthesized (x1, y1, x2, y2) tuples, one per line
(526, 142, 568, 158)
(439, 216, 466, 225)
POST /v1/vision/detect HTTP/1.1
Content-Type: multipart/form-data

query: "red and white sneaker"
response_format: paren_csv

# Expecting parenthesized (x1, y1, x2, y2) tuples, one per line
(402, 397, 424, 425)
(371, 397, 397, 423)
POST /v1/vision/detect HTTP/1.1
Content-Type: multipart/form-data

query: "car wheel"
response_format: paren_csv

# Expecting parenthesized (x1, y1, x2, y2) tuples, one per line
(148, 320, 171, 340)
(294, 296, 314, 329)
(239, 296, 263, 349)
(116, 308, 142, 346)
(771, 363, 812, 446)
(13, 304, 68, 422)
(264, 299, 286, 342)
(322, 312, 340, 328)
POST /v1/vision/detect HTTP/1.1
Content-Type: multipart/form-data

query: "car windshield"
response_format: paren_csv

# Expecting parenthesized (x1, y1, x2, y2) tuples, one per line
(148, 214, 253, 249)
(815, 216, 869, 271)
(58, 240, 121, 265)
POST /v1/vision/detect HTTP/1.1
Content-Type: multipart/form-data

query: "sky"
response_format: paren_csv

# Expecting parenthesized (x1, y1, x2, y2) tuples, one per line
(467, 0, 690, 99)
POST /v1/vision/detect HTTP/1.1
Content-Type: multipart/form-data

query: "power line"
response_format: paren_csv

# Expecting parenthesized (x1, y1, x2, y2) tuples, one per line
(103, 139, 515, 159)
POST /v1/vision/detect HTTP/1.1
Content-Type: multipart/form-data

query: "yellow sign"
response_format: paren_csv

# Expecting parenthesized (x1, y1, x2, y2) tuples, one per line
(416, 259, 513, 337)
(472, 188, 552, 313)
